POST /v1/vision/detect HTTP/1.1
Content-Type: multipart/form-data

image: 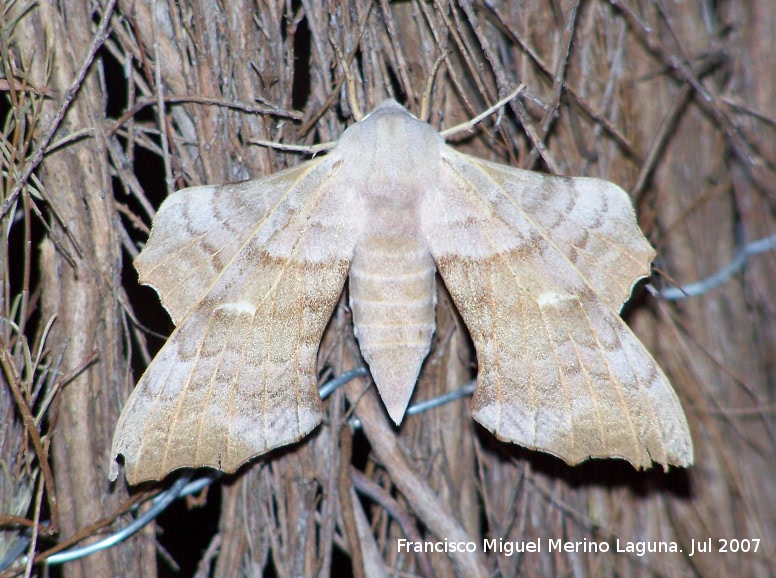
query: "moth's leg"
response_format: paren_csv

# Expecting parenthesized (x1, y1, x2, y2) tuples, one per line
(439, 83, 525, 139)
(250, 139, 334, 155)
(420, 51, 448, 123)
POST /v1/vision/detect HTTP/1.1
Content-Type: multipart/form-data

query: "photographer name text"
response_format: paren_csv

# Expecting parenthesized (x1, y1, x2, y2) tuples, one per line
(397, 537, 761, 557)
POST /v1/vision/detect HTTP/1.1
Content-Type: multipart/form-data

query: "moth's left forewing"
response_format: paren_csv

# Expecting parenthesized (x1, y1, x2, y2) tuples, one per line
(134, 159, 330, 324)
(111, 155, 366, 484)
(420, 147, 692, 469)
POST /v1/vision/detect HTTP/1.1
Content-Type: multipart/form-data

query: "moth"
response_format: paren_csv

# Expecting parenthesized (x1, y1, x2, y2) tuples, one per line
(111, 100, 693, 484)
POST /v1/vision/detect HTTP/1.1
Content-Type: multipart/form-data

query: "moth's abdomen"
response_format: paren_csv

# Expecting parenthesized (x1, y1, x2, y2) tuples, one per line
(349, 234, 436, 424)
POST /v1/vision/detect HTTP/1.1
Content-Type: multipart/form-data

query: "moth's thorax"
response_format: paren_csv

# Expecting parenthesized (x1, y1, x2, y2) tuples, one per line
(336, 100, 442, 207)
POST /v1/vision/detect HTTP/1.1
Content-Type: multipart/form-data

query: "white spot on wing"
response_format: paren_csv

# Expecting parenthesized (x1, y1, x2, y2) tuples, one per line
(536, 292, 578, 308)
(215, 301, 257, 316)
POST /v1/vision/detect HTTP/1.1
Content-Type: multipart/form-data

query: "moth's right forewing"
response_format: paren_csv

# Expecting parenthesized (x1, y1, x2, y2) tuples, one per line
(455, 154, 657, 313)
(112, 156, 365, 484)
(420, 149, 692, 469)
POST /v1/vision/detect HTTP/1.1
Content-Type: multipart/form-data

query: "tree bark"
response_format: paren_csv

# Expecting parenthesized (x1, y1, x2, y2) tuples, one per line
(14, 2, 157, 576)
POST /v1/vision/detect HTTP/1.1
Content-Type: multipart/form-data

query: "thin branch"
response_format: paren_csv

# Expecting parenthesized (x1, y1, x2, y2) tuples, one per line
(297, 4, 374, 137)
(439, 84, 525, 138)
(523, 0, 580, 169)
(151, 0, 173, 199)
(351, 469, 436, 578)
(0, 349, 59, 534)
(338, 428, 365, 578)
(343, 372, 488, 578)
(108, 95, 302, 138)
(0, 0, 117, 220)
(608, 0, 770, 186)
(484, 3, 640, 161)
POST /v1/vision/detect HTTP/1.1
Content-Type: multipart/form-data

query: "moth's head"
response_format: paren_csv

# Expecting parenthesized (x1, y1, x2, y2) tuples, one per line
(336, 100, 444, 205)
